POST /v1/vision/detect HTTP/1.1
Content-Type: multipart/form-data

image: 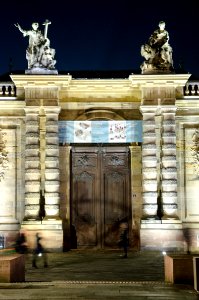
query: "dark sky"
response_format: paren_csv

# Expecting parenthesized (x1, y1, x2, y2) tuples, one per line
(1, 0, 199, 77)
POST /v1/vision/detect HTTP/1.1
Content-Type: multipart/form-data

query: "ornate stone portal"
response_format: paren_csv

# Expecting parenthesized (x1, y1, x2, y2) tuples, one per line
(9, 71, 191, 252)
(3, 20, 196, 252)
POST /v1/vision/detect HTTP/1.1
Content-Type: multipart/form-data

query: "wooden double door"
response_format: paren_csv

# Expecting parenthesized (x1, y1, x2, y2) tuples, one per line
(70, 145, 131, 249)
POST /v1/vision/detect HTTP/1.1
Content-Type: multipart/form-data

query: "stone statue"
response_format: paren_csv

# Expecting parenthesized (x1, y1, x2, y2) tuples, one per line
(14, 20, 57, 74)
(140, 21, 174, 74)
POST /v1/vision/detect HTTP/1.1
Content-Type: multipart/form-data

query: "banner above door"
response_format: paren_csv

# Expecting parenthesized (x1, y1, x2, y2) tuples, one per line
(59, 120, 142, 143)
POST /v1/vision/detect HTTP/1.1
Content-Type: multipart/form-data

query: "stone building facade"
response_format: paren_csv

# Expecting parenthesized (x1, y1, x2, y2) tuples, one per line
(1, 72, 199, 253)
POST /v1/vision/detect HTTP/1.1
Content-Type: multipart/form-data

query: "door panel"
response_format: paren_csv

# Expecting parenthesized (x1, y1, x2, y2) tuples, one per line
(71, 148, 99, 247)
(102, 149, 130, 248)
(103, 171, 130, 247)
(71, 146, 131, 248)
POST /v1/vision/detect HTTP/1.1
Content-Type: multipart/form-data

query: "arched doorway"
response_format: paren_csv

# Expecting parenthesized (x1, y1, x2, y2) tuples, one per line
(69, 110, 132, 249)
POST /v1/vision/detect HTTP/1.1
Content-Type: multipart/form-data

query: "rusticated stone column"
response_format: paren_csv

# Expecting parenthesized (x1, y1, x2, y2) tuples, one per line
(140, 106, 159, 221)
(43, 107, 60, 220)
(24, 108, 40, 220)
(161, 107, 178, 220)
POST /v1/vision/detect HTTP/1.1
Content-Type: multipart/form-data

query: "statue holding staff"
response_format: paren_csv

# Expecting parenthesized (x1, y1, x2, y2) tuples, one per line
(14, 20, 57, 71)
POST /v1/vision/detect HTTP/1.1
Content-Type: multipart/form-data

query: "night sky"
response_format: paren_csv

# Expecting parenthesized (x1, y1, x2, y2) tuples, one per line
(1, 0, 199, 78)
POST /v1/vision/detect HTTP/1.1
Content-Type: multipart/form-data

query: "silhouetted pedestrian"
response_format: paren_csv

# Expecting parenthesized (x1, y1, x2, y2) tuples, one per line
(32, 233, 48, 268)
(15, 229, 28, 254)
(119, 220, 129, 258)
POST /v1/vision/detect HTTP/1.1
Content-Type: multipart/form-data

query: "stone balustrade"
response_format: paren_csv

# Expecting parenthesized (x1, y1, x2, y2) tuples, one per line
(184, 81, 199, 96)
(0, 79, 199, 98)
(0, 83, 16, 97)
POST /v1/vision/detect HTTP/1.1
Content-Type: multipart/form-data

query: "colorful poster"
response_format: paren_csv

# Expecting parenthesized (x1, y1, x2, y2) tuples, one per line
(59, 121, 142, 143)
(109, 121, 127, 142)
(74, 121, 91, 142)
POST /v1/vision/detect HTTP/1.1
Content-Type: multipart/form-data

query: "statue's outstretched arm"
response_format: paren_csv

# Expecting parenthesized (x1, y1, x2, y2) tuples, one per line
(14, 23, 26, 35)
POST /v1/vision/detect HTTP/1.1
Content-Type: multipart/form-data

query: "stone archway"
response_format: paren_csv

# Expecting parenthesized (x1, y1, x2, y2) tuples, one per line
(75, 109, 125, 121)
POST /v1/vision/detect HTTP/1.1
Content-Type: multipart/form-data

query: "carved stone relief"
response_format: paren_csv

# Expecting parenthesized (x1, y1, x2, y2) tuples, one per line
(0, 129, 9, 181)
(191, 129, 199, 176)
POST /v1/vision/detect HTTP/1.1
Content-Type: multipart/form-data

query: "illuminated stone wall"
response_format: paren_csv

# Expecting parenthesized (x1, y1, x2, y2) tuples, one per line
(1, 73, 197, 252)
(0, 115, 25, 247)
(176, 100, 199, 252)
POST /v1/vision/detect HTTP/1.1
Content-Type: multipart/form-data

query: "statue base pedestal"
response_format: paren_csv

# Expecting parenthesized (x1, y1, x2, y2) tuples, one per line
(25, 68, 58, 75)
(141, 62, 174, 75)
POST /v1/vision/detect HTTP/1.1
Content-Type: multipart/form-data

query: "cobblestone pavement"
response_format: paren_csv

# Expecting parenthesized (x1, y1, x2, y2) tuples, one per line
(0, 250, 199, 299)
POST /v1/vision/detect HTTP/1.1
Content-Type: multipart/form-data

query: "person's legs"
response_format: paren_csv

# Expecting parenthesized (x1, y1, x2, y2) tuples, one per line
(32, 251, 38, 268)
(123, 244, 128, 258)
(43, 252, 48, 267)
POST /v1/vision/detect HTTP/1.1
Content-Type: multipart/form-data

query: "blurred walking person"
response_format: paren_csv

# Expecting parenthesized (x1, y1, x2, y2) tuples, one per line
(32, 232, 48, 268)
(15, 229, 28, 254)
(119, 219, 129, 258)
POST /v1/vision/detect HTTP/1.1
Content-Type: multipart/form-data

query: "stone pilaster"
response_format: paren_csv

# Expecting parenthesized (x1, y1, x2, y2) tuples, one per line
(140, 107, 159, 220)
(24, 108, 40, 220)
(60, 145, 71, 221)
(161, 107, 178, 220)
(129, 145, 142, 250)
(43, 107, 60, 220)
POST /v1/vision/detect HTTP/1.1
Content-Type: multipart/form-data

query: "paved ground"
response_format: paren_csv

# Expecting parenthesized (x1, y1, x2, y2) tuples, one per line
(0, 250, 199, 299)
